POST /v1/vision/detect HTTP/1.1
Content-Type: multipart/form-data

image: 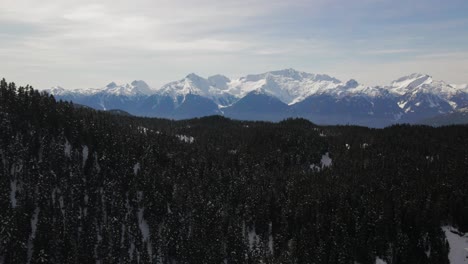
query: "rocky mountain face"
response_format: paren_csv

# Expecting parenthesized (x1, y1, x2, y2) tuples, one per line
(44, 69, 468, 127)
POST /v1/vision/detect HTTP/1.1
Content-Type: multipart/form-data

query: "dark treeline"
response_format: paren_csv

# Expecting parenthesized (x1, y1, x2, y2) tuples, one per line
(0, 79, 467, 263)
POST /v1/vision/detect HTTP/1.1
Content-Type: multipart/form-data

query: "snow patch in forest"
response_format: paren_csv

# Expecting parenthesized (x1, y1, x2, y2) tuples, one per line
(10, 163, 23, 175)
(138, 208, 150, 241)
(125, 194, 136, 261)
(83, 193, 89, 217)
(375, 257, 387, 264)
(314, 128, 327, 137)
(167, 202, 172, 214)
(137, 191, 153, 259)
(176, 134, 194, 144)
(228, 149, 238, 154)
(10, 179, 17, 208)
(321, 152, 332, 168)
(82, 145, 89, 167)
(27, 207, 40, 264)
(426, 156, 434, 162)
(310, 152, 332, 171)
(94, 155, 101, 173)
(59, 193, 65, 216)
(138, 126, 149, 134)
(425, 246, 431, 258)
(268, 222, 274, 255)
(133, 163, 140, 175)
(64, 139, 71, 157)
(128, 241, 135, 262)
(442, 226, 468, 264)
(51, 188, 57, 203)
(9, 164, 23, 207)
(120, 223, 126, 255)
(94, 222, 103, 264)
(248, 226, 260, 250)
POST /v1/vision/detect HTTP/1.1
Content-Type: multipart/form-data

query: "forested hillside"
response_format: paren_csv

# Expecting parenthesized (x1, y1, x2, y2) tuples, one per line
(1, 78, 467, 263)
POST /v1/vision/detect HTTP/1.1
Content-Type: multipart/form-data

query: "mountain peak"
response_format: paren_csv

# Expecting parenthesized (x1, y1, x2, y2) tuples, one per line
(130, 80, 152, 94)
(268, 68, 304, 79)
(131, 80, 149, 88)
(185, 73, 204, 80)
(208, 74, 230, 82)
(50, 85, 65, 90)
(101, 81, 154, 96)
(208, 75, 231, 90)
(276, 68, 300, 74)
(393, 73, 432, 84)
(106, 82, 117, 88)
(345, 79, 359, 88)
(45, 86, 69, 95)
(409, 73, 431, 79)
(390, 73, 433, 95)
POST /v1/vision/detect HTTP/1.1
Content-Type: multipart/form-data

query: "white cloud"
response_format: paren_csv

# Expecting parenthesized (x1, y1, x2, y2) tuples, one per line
(362, 49, 417, 55)
(0, 0, 467, 89)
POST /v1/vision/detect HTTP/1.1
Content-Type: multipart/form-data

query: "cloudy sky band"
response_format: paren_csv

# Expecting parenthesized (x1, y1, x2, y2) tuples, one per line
(1, 0, 467, 89)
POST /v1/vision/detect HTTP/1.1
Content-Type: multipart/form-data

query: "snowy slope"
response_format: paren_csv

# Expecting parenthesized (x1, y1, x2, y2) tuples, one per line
(207, 74, 230, 90)
(226, 68, 343, 105)
(442, 226, 468, 264)
(452, 84, 468, 90)
(389, 73, 434, 96)
(155, 69, 399, 107)
(44, 81, 154, 113)
(155, 73, 236, 107)
(45, 86, 100, 96)
(104, 80, 154, 96)
(151, 69, 342, 107)
(389, 74, 468, 109)
(45, 80, 155, 97)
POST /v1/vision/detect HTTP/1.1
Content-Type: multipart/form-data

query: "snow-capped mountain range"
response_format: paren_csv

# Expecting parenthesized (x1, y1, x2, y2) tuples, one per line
(49, 80, 154, 97)
(44, 69, 468, 127)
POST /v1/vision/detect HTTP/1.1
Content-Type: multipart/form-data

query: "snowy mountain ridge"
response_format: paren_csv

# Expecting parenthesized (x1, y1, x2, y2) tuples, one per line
(45, 80, 155, 97)
(155, 73, 235, 106)
(43, 69, 468, 127)
(45, 69, 468, 106)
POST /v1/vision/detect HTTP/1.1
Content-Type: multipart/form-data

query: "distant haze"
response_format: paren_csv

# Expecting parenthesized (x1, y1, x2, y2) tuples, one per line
(1, 0, 468, 89)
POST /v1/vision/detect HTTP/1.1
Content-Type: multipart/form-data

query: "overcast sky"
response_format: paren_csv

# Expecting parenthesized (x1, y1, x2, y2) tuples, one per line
(1, 0, 468, 89)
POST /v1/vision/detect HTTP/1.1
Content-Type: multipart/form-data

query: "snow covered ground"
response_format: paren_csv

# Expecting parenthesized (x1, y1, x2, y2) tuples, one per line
(375, 257, 387, 264)
(310, 152, 333, 171)
(443, 226, 468, 264)
(320, 152, 332, 168)
(27, 207, 40, 264)
(176, 135, 194, 144)
(10, 179, 17, 208)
